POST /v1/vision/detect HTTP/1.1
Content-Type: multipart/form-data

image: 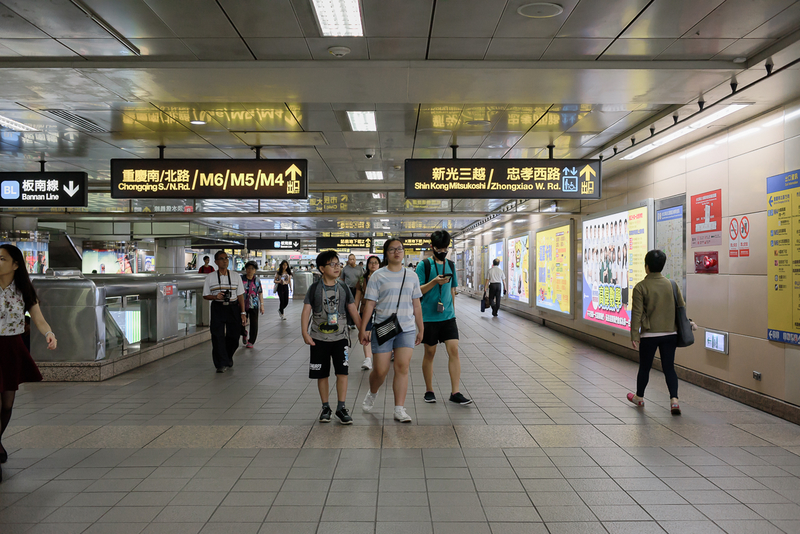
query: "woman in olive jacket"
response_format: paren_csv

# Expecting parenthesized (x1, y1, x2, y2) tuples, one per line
(627, 249, 695, 415)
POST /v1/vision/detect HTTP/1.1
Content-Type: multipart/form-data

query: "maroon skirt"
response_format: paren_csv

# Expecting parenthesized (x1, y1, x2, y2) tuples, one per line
(1, 335, 43, 392)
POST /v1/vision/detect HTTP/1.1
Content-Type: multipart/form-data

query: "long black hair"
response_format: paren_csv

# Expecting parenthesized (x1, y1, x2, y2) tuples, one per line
(364, 255, 380, 283)
(277, 260, 292, 276)
(0, 244, 38, 311)
(381, 238, 402, 267)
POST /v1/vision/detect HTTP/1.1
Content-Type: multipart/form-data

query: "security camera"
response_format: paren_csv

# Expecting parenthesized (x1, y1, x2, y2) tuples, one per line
(365, 150, 375, 159)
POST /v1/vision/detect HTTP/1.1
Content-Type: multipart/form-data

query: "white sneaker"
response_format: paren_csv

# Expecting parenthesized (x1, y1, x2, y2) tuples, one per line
(361, 357, 372, 370)
(362, 392, 377, 413)
(394, 407, 412, 423)
(281, 314, 286, 321)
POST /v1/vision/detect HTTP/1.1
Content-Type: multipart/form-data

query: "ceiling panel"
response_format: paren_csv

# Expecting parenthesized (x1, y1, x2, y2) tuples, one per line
(600, 38, 675, 59)
(746, 2, 800, 38)
(0, 0, 110, 38)
(484, 38, 550, 60)
(493, 0, 580, 39)
(657, 38, 737, 59)
(363, 0, 433, 37)
(0, 42, 20, 57)
(541, 38, 612, 60)
(557, 0, 651, 38)
(181, 38, 254, 60)
(142, 0, 239, 38)
(246, 38, 312, 60)
(0, 38, 78, 57)
(711, 38, 776, 60)
(685, 0, 797, 39)
(217, 0, 303, 37)
(427, 38, 490, 60)
(431, 0, 506, 38)
(621, 0, 724, 38)
(129, 39, 198, 58)
(0, 2, 50, 38)
(57, 38, 139, 57)
(366, 38, 427, 60)
(567, 110, 631, 132)
(83, 0, 177, 38)
(342, 132, 380, 148)
(305, 38, 369, 60)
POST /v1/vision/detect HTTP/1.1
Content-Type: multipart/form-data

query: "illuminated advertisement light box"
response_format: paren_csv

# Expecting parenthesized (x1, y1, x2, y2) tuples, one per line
(535, 221, 573, 316)
(581, 199, 655, 334)
(0, 172, 88, 208)
(110, 159, 307, 199)
(507, 233, 531, 305)
(405, 159, 601, 199)
(488, 240, 504, 273)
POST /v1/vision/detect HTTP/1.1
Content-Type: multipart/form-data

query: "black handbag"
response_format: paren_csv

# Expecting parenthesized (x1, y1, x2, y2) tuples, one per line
(480, 291, 488, 312)
(374, 270, 406, 346)
(671, 280, 694, 347)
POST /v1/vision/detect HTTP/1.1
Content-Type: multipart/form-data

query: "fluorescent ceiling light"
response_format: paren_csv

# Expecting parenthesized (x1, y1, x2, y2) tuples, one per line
(190, 120, 206, 125)
(0, 115, 38, 132)
(621, 104, 748, 161)
(366, 171, 383, 180)
(347, 111, 376, 131)
(311, 0, 363, 36)
(680, 145, 717, 159)
(715, 127, 760, 144)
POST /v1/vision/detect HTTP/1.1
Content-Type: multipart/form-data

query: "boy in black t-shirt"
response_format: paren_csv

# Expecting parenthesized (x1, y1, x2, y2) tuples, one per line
(301, 250, 362, 424)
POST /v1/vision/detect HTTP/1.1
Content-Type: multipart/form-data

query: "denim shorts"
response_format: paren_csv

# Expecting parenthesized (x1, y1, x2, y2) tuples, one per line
(371, 328, 416, 354)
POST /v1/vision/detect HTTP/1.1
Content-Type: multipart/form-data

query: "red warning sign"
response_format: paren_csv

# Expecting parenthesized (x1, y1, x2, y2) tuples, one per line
(739, 216, 750, 257)
(729, 218, 739, 257)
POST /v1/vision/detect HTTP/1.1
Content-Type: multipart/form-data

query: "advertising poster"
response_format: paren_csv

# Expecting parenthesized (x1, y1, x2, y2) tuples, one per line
(488, 241, 503, 273)
(464, 248, 474, 289)
(535, 224, 571, 315)
(767, 169, 800, 345)
(144, 256, 155, 272)
(655, 204, 685, 293)
(507, 234, 530, 304)
(83, 250, 134, 274)
(582, 203, 650, 332)
(691, 189, 722, 247)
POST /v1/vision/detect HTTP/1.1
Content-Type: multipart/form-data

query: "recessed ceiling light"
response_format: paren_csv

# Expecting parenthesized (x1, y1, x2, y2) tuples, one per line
(366, 171, 383, 180)
(347, 111, 376, 131)
(311, 0, 363, 36)
(190, 120, 206, 125)
(517, 2, 564, 18)
(0, 114, 38, 132)
(733, 57, 747, 64)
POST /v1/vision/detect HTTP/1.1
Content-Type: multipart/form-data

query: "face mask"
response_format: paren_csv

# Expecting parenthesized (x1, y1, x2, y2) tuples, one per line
(433, 251, 447, 261)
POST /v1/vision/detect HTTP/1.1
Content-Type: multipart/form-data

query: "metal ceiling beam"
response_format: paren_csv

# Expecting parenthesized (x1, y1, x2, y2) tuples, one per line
(0, 211, 475, 222)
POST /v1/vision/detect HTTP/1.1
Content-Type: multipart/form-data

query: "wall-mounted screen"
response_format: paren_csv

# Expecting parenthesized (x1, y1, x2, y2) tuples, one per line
(582, 200, 653, 333)
(507, 234, 530, 304)
(535, 222, 572, 315)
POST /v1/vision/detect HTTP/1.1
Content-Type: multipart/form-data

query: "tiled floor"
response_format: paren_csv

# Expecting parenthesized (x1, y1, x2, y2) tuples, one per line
(3, 296, 800, 533)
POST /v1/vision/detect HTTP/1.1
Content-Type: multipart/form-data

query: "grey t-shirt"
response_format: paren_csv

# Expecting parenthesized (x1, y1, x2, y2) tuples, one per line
(363, 267, 423, 333)
(340, 264, 364, 288)
(304, 280, 354, 342)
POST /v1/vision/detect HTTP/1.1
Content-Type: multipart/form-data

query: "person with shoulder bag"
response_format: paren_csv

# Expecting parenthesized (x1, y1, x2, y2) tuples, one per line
(0, 245, 56, 482)
(274, 260, 293, 320)
(627, 250, 697, 415)
(241, 261, 264, 348)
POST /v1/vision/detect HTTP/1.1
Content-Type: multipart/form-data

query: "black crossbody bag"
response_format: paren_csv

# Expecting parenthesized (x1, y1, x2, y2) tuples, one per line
(374, 270, 407, 345)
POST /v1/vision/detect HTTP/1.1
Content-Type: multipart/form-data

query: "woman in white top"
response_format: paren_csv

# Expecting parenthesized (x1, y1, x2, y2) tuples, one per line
(0, 245, 57, 481)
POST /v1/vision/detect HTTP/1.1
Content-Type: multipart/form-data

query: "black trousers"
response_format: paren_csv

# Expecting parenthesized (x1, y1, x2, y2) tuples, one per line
(488, 283, 502, 315)
(210, 302, 240, 369)
(346, 286, 357, 325)
(277, 284, 290, 314)
(242, 308, 259, 344)
(637, 334, 679, 399)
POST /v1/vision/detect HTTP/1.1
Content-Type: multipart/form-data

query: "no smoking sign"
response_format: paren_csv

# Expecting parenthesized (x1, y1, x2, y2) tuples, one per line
(729, 216, 750, 258)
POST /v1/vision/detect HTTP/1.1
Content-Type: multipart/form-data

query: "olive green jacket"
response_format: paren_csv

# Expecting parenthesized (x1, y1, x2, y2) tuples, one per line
(630, 272, 685, 342)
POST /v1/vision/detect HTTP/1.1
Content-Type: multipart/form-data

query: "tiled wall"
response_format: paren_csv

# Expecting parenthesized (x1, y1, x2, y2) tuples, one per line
(459, 99, 800, 407)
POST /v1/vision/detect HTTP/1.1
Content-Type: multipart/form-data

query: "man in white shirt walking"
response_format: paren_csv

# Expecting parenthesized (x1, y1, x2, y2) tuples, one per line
(484, 258, 506, 317)
(202, 251, 246, 373)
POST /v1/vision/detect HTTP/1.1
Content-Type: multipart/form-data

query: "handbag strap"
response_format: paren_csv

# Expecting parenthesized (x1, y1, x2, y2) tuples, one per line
(394, 270, 407, 314)
(670, 279, 679, 307)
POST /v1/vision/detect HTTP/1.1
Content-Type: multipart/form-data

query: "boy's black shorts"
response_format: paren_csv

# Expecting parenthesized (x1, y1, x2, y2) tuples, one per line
(309, 338, 349, 379)
(422, 318, 459, 346)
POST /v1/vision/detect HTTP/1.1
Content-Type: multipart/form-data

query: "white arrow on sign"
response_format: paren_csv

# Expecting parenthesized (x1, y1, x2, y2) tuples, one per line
(63, 181, 80, 197)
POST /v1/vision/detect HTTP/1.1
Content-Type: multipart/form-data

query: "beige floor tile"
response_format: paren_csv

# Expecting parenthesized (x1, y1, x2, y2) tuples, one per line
(525, 425, 617, 448)
(146, 426, 241, 449)
(383, 426, 459, 448)
(5, 426, 100, 449)
(68, 426, 171, 448)
(455, 426, 537, 448)
(304, 425, 382, 448)
(225, 426, 309, 448)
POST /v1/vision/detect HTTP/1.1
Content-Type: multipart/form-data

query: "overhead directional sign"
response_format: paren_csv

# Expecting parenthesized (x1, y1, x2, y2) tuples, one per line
(405, 159, 601, 200)
(110, 159, 307, 199)
(0, 172, 88, 207)
(317, 237, 372, 251)
(248, 238, 301, 251)
(371, 237, 429, 254)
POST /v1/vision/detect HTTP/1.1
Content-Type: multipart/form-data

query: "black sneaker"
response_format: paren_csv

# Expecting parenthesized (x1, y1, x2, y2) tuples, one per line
(335, 407, 353, 425)
(424, 391, 437, 403)
(319, 406, 332, 423)
(449, 392, 473, 405)
(216, 367, 226, 373)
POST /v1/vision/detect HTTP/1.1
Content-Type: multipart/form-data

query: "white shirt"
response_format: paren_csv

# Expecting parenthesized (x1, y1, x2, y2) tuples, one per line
(0, 281, 26, 336)
(202, 270, 245, 300)
(487, 266, 505, 284)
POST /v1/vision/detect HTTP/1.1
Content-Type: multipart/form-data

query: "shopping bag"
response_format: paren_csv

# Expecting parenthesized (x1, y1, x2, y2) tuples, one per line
(480, 292, 489, 312)
(671, 280, 694, 347)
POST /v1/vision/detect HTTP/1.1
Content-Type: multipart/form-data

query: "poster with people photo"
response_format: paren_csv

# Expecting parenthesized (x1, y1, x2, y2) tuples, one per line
(581, 200, 653, 333)
(507, 233, 530, 304)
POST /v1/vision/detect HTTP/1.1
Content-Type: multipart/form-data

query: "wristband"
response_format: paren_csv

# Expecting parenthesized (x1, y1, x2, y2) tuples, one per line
(241, 312, 246, 315)
(44, 330, 54, 338)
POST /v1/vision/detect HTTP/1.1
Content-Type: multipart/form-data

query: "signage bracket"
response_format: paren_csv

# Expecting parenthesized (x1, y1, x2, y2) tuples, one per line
(158, 145, 165, 159)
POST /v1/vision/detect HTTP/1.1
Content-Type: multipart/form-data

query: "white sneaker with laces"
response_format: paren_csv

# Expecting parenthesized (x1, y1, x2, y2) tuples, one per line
(394, 407, 412, 423)
(361, 357, 372, 370)
(362, 391, 377, 413)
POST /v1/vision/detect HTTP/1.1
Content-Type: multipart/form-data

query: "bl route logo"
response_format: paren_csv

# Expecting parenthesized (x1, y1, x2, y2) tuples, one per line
(1, 181, 19, 200)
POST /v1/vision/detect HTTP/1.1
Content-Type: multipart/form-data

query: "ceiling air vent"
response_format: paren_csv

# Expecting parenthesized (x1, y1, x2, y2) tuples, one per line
(42, 109, 107, 133)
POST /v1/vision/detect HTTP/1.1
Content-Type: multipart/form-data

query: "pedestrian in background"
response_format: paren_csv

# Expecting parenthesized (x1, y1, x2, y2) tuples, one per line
(485, 258, 506, 317)
(274, 260, 293, 320)
(340, 254, 364, 329)
(354, 255, 381, 370)
(198, 256, 214, 274)
(241, 261, 264, 348)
